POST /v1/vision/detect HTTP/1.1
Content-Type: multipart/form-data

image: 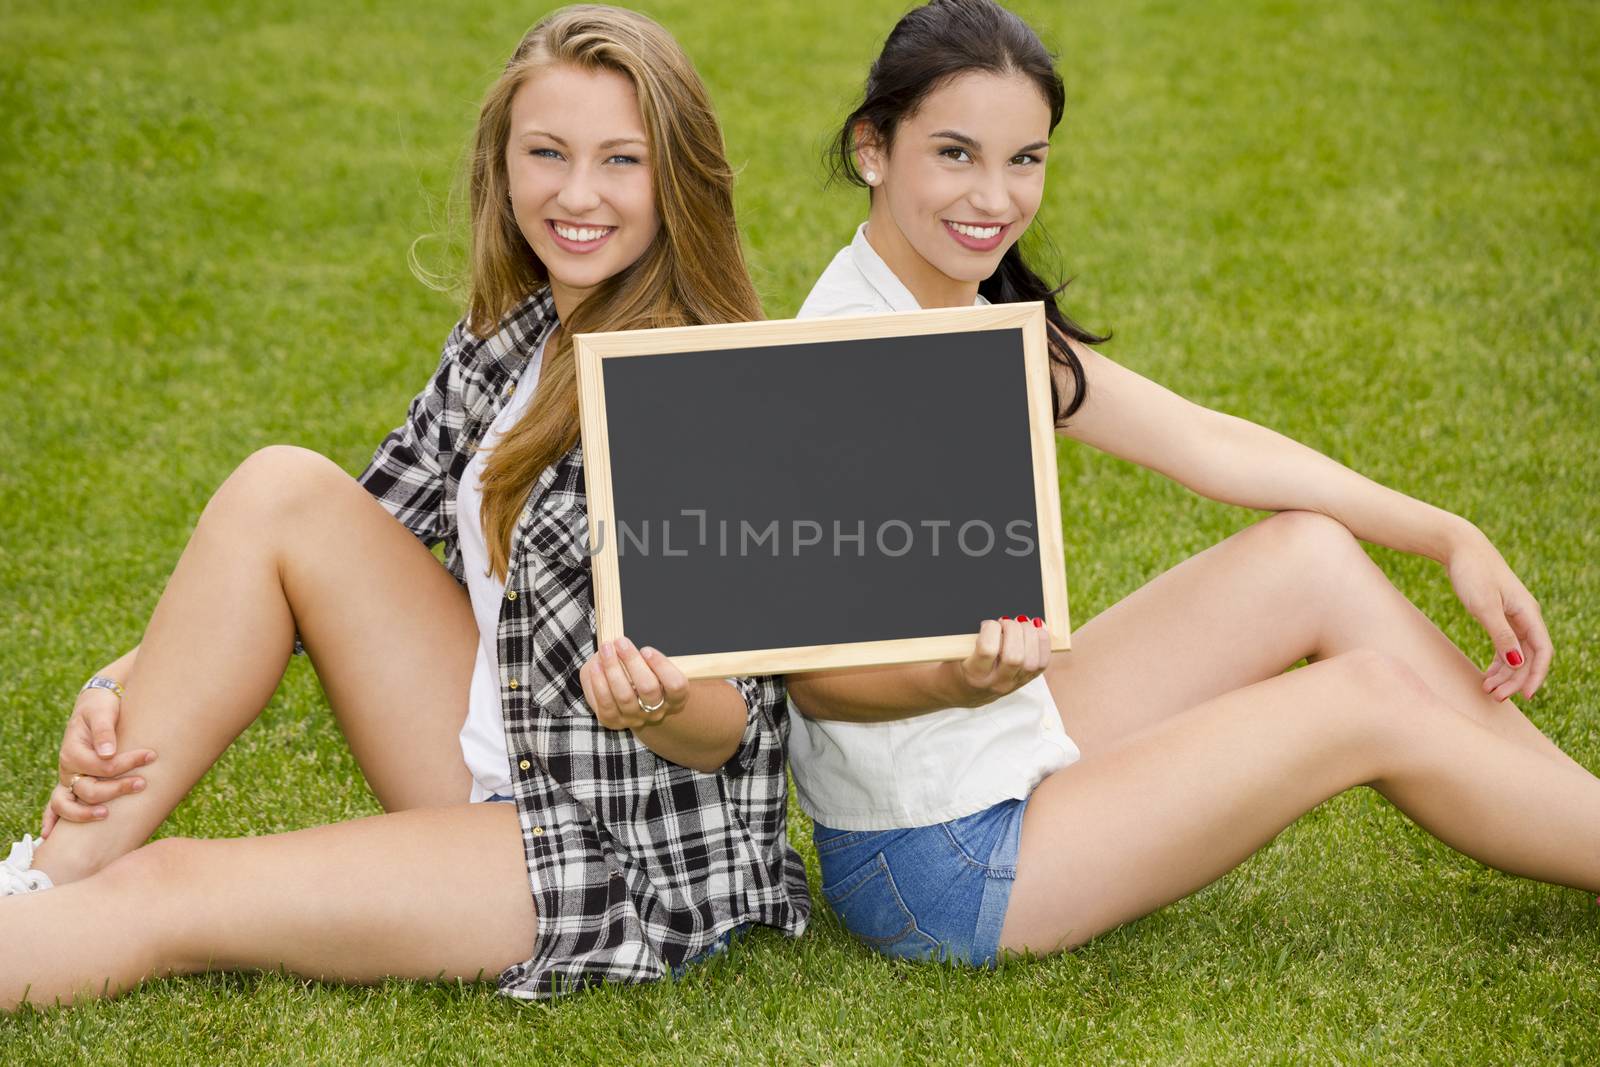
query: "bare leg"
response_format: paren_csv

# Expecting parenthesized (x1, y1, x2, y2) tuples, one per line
(1047, 510, 1585, 775)
(3, 802, 534, 1011)
(1002, 650, 1600, 955)
(34, 447, 477, 886)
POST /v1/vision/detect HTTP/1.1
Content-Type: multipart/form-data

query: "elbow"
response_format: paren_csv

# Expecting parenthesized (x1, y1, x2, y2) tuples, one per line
(783, 675, 828, 721)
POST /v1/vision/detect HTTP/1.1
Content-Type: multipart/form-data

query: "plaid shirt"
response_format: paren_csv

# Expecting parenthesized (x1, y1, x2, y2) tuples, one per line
(358, 289, 810, 997)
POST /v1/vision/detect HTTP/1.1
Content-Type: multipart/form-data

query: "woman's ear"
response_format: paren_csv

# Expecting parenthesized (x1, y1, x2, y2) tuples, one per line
(852, 119, 885, 186)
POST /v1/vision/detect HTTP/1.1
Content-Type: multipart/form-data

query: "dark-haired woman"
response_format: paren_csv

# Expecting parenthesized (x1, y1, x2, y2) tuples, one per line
(786, 0, 1600, 967)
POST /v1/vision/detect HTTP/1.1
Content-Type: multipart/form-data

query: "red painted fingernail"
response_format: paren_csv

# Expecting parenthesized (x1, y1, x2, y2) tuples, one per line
(1506, 649, 1523, 667)
(1016, 615, 1029, 623)
(1033, 618, 1043, 628)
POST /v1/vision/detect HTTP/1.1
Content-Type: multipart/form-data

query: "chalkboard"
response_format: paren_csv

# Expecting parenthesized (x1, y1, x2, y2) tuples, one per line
(574, 302, 1070, 679)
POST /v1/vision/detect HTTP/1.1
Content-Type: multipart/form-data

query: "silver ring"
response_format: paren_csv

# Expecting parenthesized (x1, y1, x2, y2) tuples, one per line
(637, 694, 666, 714)
(67, 772, 91, 795)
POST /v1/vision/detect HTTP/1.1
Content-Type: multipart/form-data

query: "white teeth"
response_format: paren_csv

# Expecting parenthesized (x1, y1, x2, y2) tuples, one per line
(553, 223, 612, 242)
(949, 222, 1001, 239)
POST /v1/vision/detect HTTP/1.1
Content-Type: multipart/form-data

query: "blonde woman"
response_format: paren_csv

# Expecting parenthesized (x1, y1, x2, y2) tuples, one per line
(1, 5, 807, 1008)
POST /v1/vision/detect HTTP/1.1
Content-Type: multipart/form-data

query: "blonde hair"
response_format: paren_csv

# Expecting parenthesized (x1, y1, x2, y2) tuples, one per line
(467, 5, 762, 578)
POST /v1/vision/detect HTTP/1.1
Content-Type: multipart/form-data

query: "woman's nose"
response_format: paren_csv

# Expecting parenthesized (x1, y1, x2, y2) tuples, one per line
(968, 166, 1010, 216)
(556, 166, 603, 215)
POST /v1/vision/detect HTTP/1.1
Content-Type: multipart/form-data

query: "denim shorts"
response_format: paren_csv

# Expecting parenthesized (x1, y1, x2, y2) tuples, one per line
(813, 796, 1028, 966)
(483, 793, 744, 977)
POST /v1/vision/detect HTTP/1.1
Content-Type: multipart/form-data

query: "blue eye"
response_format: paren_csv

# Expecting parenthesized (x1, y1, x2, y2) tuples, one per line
(530, 147, 561, 160)
(607, 154, 642, 166)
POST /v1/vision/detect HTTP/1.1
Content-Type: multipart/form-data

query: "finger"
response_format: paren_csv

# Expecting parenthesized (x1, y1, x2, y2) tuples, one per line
(1488, 644, 1529, 703)
(615, 637, 665, 710)
(641, 647, 690, 706)
(1480, 661, 1511, 694)
(71, 774, 147, 805)
(60, 744, 155, 785)
(599, 641, 638, 708)
(62, 713, 149, 778)
(1476, 605, 1524, 682)
(580, 659, 620, 729)
(998, 618, 1027, 676)
(964, 620, 1002, 678)
(82, 696, 123, 759)
(1024, 617, 1050, 675)
(1509, 601, 1552, 698)
(49, 783, 108, 823)
(41, 803, 56, 839)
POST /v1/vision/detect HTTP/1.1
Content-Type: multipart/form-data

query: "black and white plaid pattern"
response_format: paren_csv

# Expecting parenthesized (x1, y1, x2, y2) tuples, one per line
(359, 289, 810, 997)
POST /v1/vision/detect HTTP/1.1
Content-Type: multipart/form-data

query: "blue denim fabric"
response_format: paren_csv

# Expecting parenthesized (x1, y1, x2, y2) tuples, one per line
(812, 797, 1028, 966)
(669, 922, 750, 978)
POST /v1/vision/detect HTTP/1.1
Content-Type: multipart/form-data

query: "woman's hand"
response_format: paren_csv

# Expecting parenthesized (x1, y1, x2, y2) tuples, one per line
(943, 616, 1053, 708)
(40, 688, 157, 838)
(1445, 528, 1551, 701)
(579, 636, 692, 730)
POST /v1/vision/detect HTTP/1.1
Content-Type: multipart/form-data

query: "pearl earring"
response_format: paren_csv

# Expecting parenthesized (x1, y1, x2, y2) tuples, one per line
(863, 170, 878, 184)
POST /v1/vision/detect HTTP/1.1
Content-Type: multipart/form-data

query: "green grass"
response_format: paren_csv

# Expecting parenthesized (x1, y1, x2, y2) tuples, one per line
(3, 0, 1598, 1061)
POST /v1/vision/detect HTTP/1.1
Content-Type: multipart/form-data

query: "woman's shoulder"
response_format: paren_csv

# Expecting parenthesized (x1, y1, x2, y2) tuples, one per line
(449, 287, 557, 373)
(795, 243, 894, 320)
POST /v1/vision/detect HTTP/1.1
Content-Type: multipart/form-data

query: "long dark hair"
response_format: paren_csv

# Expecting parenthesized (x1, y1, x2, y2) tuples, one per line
(828, 0, 1106, 423)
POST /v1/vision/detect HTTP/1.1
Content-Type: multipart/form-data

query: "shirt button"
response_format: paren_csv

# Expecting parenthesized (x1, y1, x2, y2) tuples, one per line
(508, 679, 519, 690)
(506, 590, 517, 601)
(518, 758, 531, 770)
(504, 383, 516, 398)
(531, 826, 544, 836)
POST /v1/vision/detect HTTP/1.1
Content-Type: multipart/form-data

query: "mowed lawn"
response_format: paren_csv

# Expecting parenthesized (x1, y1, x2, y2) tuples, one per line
(3, 0, 1598, 1062)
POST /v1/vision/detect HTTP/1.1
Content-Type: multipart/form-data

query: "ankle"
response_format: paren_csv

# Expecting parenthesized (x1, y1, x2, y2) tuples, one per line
(32, 835, 120, 886)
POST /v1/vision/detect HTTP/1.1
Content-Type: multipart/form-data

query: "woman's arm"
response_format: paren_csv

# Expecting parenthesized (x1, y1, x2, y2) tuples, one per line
(42, 645, 154, 836)
(786, 617, 1051, 723)
(357, 321, 471, 549)
(1059, 336, 1550, 698)
(578, 637, 749, 772)
(1059, 340, 1472, 559)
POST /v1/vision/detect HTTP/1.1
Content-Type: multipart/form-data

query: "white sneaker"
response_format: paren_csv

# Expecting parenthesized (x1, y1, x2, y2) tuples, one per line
(1, 834, 54, 896)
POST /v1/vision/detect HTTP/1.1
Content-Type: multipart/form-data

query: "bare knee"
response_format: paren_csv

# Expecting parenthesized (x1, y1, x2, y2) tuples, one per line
(91, 838, 201, 977)
(1249, 511, 1384, 646)
(1313, 649, 1443, 776)
(202, 446, 352, 542)
(1251, 511, 1367, 575)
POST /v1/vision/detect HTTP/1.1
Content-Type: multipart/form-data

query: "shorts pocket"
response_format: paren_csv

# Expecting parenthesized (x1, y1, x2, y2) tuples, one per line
(814, 825, 894, 857)
(821, 852, 940, 960)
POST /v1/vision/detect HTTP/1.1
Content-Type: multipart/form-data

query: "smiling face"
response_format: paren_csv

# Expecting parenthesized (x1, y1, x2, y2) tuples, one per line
(858, 69, 1053, 307)
(504, 63, 661, 318)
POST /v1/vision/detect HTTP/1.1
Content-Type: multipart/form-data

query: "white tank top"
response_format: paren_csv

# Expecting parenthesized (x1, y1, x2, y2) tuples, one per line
(454, 332, 548, 802)
(788, 222, 1081, 830)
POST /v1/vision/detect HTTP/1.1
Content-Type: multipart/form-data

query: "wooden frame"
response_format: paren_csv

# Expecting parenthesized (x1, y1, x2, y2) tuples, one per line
(573, 302, 1071, 679)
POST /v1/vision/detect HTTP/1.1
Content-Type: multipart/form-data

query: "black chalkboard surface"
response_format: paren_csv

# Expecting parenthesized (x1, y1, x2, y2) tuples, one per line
(574, 302, 1070, 679)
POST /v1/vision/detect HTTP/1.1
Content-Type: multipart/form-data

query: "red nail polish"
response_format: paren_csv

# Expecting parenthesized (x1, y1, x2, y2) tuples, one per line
(1506, 649, 1524, 667)
(1016, 615, 1029, 623)
(1033, 618, 1043, 628)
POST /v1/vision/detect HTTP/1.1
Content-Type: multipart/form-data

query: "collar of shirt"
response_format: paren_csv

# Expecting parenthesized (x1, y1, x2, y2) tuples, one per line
(847, 221, 994, 312)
